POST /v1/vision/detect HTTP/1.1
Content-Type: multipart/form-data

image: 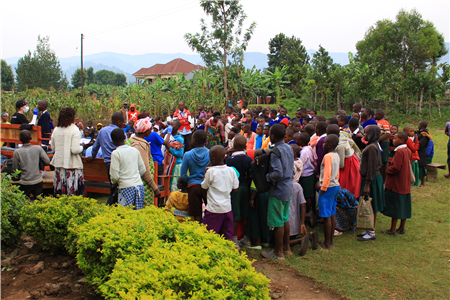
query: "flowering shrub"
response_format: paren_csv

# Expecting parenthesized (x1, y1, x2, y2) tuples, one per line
(19, 195, 103, 253)
(1, 173, 29, 245)
(76, 205, 270, 299)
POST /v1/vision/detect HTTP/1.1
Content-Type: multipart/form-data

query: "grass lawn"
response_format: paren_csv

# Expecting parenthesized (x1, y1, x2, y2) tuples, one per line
(277, 128, 450, 299)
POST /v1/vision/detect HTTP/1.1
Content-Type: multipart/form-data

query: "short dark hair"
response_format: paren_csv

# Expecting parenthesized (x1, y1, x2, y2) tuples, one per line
(299, 133, 310, 145)
(316, 116, 326, 122)
(193, 130, 207, 144)
(270, 124, 286, 139)
(396, 132, 408, 143)
(285, 128, 294, 137)
(348, 117, 360, 128)
(338, 115, 348, 122)
(327, 118, 339, 125)
(419, 120, 428, 128)
(271, 109, 277, 114)
(325, 134, 339, 149)
(299, 108, 307, 113)
(111, 128, 125, 143)
(316, 121, 327, 134)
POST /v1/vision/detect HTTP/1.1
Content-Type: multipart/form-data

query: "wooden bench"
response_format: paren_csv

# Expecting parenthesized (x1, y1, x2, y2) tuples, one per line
(1, 124, 52, 159)
(425, 163, 446, 182)
(82, 158, 173, 206)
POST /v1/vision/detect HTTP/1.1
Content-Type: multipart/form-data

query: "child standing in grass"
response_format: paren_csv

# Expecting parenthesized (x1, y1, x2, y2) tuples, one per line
(318, 134, 340, 249)
(201, 145, 239, 241)
(315, 122, 328, 177)
(403, 125, 420, 186)
(382, 132, 412, 235)
(445, 121, 450, 179)
(357, 125, 385, 242)
(166, 178, 191, 222)
(417, 121, 431, 187)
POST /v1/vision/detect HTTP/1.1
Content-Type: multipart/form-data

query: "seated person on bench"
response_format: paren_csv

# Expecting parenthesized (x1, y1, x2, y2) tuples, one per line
(13, 130, 50, 200)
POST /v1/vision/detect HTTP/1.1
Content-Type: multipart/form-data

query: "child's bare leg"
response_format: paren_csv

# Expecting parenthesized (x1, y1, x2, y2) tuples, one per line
(283, 222, 291, 253)
(234, 221, 238, 236)
(241, 217, 248, 237)
(373, 212, 377, 228)
(251, 237, 261, 247)
(289, 235, 306, 247)
(273, 226, 285, 258)
(445, 165, 450, 178)
(386, 218, 397, 234)
(397, 219, 407, 232)
(330, 215, 336, 246)
(322, 217, 332, 249)
(420, 177, 425, 187)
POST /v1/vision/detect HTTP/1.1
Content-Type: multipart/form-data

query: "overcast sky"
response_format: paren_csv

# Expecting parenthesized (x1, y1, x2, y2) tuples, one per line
(1, 0, 449, 59)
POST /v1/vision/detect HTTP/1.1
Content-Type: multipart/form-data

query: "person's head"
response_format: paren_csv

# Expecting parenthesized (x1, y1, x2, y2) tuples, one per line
(403, 125, 415, 137)
(304, 124, 316, 136)
(15, 99, 29, 113)
(1, 112, 9, 123)
(292, 120, 301, 133)
(374, 109, 385, 121)
(242, 101, 248, 109)
(299, 108, 307, 118)
(270, 109, 277, 119)
(353, 103, 362, 113)
(83, 128, 90, 137)
(262, 109, 269, 119)
(177, 177, 188, 191)
(234, 135, 247, 151)
(326, 118, 339, 126)
(178, 101, 185, 111)
(280, 107, 287, 117)
(235, 122, 242, 131)
(361, 108, 372, 120)
(307, 108, 311, 115)
(418, 120, 428, 130)
(88, 128, 94, 136)
(263, 125, 270, 136)
(315, 115, 326, 122)
(111, 112, 125, 129)
(210, 106, 215, 113)
(111, 128, 126, 147)
(256, 125, 264, 136)
(243, 123, 252, 134)
(277, 105, 283, 113)
(57, 107, 76, 128)
(348, 117, 359, 131)
(352, 112, 360, 119)
(338, 109, 347, 115)
(295, 110, 302, 119)
(270, 124, 286, 144)
(391, 125, 398, 135)
(169, 110, 175, 117)
(257, 117, 265, 126)
(128, 120, 134, 128)
(87, 120, 93, 128)
(310, 110, 317, 117)
(309, 119, 318, 126)
(192, 130, 207, 148)
(280, 118, 289, 128)
(252, 111, 258, 119)
(256, 106, 262, 113)
(77, 122, 83, 130)
(194, 111, 200, 119)
(364, 125, 381, 144)
(226, 107, 233, 115)
(197, 118, 203, 125)
(293, 132, 301, 145)
(228, 130, 236, 141)
(326, 124, 340, 136)
(291, 144, 300, 159)
(332, 113, 340, 120)
(172, 119, 181, 133)
(338, 115, 348, 128)
(234, 112, 241, 122)
(97, 123, 103, 131)
(284, 128, 294, 143)
(198, 104, 204, 111)
(316, 121, 327, 136)
(393, 132, 408, 147)
(209, 145, 226, 166)
(94, 132, 98, 139)
(134, 117, 153, 138)
(123, 102, 128, 110)
(212, 111, 221, 123)
(130, 104, 136, 112)
(298, 133, 310, 147)
(75, 117, 80, 123)
(323, 134, 339, 153)
(245, 112, 253, 122)
(19, 130, 32, 144)
(37, 99, 48, 112)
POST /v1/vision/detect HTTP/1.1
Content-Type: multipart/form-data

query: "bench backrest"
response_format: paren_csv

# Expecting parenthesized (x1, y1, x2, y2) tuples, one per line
(82, 157, 109, 182)
(0, 124, 43, 145)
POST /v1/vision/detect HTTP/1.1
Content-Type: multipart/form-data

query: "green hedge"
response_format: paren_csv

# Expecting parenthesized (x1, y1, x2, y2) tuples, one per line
(1, 173, 29, 245)
(75, 205, 270, 299)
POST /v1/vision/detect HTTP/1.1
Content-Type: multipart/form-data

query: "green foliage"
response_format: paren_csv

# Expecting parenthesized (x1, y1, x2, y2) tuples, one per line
(19, 195, 103, 253)
(1, 59, 15, 91)
(71, 68, 88, 89)
(1, 173, 29, 245)
(267, 33, 287, 73)
(75, 205, 270, 299)
(93, 69, 126, 87)
(15, 35, 68, 92)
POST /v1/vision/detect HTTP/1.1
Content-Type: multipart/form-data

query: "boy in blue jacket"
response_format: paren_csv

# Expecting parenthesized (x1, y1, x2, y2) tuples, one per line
(180, 130, 210, 222)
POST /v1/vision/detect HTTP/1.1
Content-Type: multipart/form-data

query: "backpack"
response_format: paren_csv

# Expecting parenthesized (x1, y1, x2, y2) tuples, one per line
(250, 148, 281, 193)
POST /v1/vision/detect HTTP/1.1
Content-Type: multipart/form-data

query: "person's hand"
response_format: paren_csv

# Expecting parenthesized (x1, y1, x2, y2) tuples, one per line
(355, 133, 363, 138)
(1, 162, 8, 173)
(167, 126, 173, 134)
(154, 189, 161, 198)
(363, 185, 370, 197)
(85, 156, 94, 163)
(301, 224, 307, 236)
(414, 133, 419, 141)
(33, 108, 38, 115)
(249, 199, 254, 208)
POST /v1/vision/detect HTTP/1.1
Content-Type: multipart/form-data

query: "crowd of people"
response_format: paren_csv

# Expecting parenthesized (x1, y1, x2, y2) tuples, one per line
(3, 98, 449, 260)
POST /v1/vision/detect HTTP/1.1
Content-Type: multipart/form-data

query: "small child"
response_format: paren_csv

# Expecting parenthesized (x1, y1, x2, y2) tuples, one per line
(166, 178, 191, 222)
(338, 115, 348, 131)
(180, 130, 210, 223)
(13, 130, 51, 200)
(226, 135, 253, 248)
(292, 120, 302, 134)
(257, 117, 265, 127)
(389, 125, 399, 158)
(201, 145, 239, 241)
(196, 118, 205, 131)
(382, 132, 412, 235)
(37, 100, 52, 145)
(417, 121, 431, 187)
(403, 125, 420, 186)
(261, 125, 271, 149)
(318, 134, 340, 249)
(284, 128, 296, 145)
(225, 130, 236, 149)
(243, 124, 256, 151)
(245, 113, 258, 133)
(253, 125, 265, 149)
(110, 128, 146, 209)
(315, 122, 328, 177)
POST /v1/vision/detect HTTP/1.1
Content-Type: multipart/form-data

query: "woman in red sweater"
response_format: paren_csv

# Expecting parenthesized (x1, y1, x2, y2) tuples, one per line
(382, 132, 412, 235)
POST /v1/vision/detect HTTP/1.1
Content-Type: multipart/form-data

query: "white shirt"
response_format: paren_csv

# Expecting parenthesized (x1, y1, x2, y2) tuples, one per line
(201, 165, 239, 213)
(50, 124, 83, 169)
(110, 145, 146, 189)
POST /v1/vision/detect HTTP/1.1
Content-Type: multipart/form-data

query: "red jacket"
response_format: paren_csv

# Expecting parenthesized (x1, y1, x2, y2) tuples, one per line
(405, 138, 419, 161)
(174, 109, 191, 132)
(385, 147, 412, 194)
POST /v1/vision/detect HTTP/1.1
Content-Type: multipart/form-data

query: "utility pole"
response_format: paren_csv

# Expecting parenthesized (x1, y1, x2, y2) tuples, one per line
(81, 33, 84, 98)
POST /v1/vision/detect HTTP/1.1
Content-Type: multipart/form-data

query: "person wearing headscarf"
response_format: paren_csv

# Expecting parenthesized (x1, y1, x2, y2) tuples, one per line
(357, 125, 385, 242)
(125, 117, 161, 206)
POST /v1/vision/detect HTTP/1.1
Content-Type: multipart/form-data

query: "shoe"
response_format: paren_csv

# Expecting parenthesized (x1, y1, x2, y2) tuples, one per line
(239, 237, 251, 247)
(299, 234, 309, 256)
(310, 212, 317, 228)
(357, 232, 376, 241)
(234, 241, 241, 250)
(261, 243, 270, 248)
(357, 231, 368, 237)
(248, 245, 262, 250)
(310, 231, 319, 250)
(334, 230, 343, 236)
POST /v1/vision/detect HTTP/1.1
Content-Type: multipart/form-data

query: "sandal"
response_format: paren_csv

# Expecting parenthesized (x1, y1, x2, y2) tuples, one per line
(396, 229, 406, 234)
(334, 230, 343, 236)
(283, 250, 293, 256)
(382, 230, 396, 236)
(318, 241, 330, 250)
(261, 251, 285, 260)
(299, 234, 309, 256)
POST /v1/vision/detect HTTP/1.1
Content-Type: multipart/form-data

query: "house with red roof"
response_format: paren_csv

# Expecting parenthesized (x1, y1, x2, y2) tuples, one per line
(132, 58, 203, 84)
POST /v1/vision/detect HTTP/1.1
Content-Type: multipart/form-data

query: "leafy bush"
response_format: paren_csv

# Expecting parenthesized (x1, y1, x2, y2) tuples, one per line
(19, 195, 103, 253)
(76, 205, 270, 299)
(1, 173, 29, 245)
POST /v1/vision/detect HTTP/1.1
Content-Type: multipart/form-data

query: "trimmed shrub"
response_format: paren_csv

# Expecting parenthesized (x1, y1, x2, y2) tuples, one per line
(1, 173, 29, 245)
(76, 205, 270, 299)
(19, 195, 103, 253)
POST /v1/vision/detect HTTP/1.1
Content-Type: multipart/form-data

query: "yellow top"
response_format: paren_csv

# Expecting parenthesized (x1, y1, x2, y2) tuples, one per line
(166, 191, 191, 222)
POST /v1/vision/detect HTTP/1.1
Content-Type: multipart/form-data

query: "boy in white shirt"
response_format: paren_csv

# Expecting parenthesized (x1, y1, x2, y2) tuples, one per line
(110, 128, 146, 209)
(201, 145, 239, 241)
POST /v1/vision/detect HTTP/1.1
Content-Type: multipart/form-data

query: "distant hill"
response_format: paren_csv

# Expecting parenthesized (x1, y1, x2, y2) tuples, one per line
(4, 43, 448, 84)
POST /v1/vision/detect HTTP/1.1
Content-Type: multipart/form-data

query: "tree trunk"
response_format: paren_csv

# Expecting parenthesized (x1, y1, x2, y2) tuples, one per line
(222, 11, 229, 109)
(438, 99, 442, 118)
(415, 91, 419, 115)
(336, 90, 340, 110)
(320, 91, 324, 111)
(419, 87, 424, 115)
(429, 94, 432, 119)
(314, 87, 317, 110)
(406, 94, 409, 115)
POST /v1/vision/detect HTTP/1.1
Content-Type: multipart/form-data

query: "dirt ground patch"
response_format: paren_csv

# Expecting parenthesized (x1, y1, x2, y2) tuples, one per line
(253, 259, 343, 300)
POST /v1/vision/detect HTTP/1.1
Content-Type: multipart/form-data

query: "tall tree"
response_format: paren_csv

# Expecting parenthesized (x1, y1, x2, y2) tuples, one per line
(86, 67, 95, 85)
(267, 33, 287, 73)
(15, 35, 68, 91)
(312, 45, 333, 110)
(185, 0, 256, 106)
(113, 73, 127, 87)
(1, 59, 14, 91)
(71, 68, 88, 89)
